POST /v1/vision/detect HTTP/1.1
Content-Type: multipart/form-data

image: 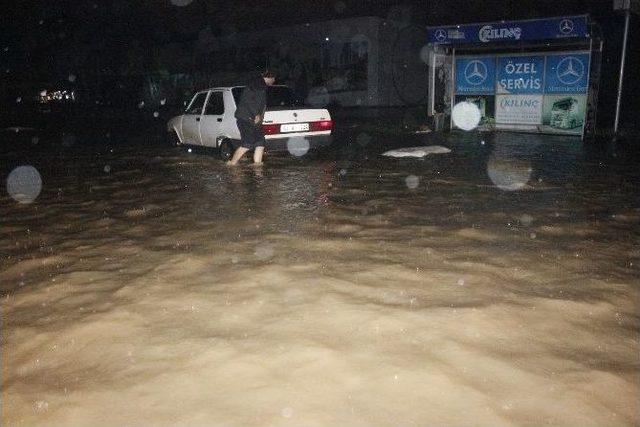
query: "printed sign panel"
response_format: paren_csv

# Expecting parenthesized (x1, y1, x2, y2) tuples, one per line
(455, 57, 496, 94)
(545, 53, 590, 94)
(541, 94, 587, 134)
(495, 94, 543, 125)
(496, 56, 545, 94)
(427, 15, 589, 44)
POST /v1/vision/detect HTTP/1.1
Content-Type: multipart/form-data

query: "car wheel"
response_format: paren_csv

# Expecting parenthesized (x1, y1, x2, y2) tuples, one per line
(168, 130, 181, 146)
(219, 139, 233, 160)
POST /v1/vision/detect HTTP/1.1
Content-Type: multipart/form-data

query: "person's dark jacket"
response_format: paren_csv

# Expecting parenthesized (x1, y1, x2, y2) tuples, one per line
(234, 76, 267, 124)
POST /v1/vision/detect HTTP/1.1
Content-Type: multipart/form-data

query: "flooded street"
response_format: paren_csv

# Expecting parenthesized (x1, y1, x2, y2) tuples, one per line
(1, 131, 639, 426)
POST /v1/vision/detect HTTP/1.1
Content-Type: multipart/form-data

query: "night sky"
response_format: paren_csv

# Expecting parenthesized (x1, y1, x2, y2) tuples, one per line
(2, 0, 638, 126)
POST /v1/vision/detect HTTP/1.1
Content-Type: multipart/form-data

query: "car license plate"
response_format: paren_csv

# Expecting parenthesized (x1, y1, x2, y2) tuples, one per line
(280, 123, 309, 132)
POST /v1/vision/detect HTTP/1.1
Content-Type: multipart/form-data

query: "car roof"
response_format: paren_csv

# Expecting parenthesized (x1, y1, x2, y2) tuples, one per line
(198, 85, 288, 93)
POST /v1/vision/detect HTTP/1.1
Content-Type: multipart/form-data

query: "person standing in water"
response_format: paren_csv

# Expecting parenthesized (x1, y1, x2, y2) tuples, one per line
(227, 70, 276, 166)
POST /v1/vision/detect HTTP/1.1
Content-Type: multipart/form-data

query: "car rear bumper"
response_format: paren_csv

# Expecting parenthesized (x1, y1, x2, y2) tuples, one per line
(267, 134, 332, 152)
(230, 134, 333, 152)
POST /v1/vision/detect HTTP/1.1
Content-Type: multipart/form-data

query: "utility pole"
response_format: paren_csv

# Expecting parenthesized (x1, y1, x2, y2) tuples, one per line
(613, 0, 638, 135)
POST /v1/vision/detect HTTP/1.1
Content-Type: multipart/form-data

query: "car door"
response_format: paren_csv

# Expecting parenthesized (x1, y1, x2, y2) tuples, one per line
(181, 91, 208, 145)
(200, 90, 225, 147)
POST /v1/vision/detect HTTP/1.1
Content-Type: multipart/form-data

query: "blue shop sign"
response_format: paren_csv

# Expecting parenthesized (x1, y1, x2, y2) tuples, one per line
(427, 15, 588, 44)
(545, 53, 590, 94)
(455, 57, 496, 94)
(496, 56, 545, 94)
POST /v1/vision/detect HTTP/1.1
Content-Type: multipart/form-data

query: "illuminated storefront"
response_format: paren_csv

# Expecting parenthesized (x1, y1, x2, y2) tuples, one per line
(426, 15, 603, 139)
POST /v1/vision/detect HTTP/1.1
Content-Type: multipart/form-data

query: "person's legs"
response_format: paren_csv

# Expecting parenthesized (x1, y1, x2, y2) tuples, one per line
(228, 119, 253, 166)
(253, 146, 264, 164)
(227, 146, 249, 165)
(252, 123, 266, 164)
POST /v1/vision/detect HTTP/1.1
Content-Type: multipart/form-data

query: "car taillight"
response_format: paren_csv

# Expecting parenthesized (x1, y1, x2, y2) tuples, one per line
(309, 120, 333, 132)
(262, 124, 280, 135)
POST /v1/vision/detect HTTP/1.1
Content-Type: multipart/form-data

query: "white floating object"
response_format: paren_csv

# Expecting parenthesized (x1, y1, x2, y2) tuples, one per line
(382, 145, 451, 158)
(452, 101, 481, 131)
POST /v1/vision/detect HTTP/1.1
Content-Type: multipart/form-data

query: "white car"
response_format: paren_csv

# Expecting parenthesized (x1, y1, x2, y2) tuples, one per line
(167, 85, 333, 159)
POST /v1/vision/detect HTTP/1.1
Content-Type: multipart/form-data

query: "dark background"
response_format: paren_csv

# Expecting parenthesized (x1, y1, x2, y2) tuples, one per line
(1, 0, 638, 135)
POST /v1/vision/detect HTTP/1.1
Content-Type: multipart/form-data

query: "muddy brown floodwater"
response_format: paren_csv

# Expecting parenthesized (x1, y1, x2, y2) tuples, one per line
(1, 131, 639, 426)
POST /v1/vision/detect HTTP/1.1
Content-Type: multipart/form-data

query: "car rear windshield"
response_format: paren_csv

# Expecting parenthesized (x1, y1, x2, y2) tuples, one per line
(232, 86, 298, 109)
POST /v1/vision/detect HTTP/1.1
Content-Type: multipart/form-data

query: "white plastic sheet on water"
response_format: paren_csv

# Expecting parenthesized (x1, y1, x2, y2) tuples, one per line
(382, 146, 451, 158)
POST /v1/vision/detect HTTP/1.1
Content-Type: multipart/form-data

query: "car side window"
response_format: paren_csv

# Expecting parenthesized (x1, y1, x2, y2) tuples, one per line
(204, 92, 224, 115)
(186, 92, 207, 115)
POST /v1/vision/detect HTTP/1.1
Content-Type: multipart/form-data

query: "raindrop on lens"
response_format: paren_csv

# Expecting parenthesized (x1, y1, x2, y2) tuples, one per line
(16, 97, 21, 103)
(153, 111, 159, 118)
(287, 137, 310, 157)
(68, 74, 76, 82)
(61, 133, 76, 147)
(452, 101, 481, 131)
(487, 155, 532, 192)
(350, 34, 369, 56)
(356, 132, 371, 147)
(419, 45, 431, 64)
(405, 175, 419, 189)
(160, 98, 166, 105)
(254, 244, 275, 261)
(306, 86, 330, 107)
(103, 165, 111, 173)
(138, 101, 145, 108)
(519, 214, 534, 226)
(6, 166, 42, 204)
(187, 148, 192, 153)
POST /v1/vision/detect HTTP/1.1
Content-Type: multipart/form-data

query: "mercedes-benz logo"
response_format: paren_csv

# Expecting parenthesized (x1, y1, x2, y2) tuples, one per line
(464, 60, 488, 85)
(559, 19, 574, 35)
(434, 29, 447, 42)
(556, 56, 584, 85)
